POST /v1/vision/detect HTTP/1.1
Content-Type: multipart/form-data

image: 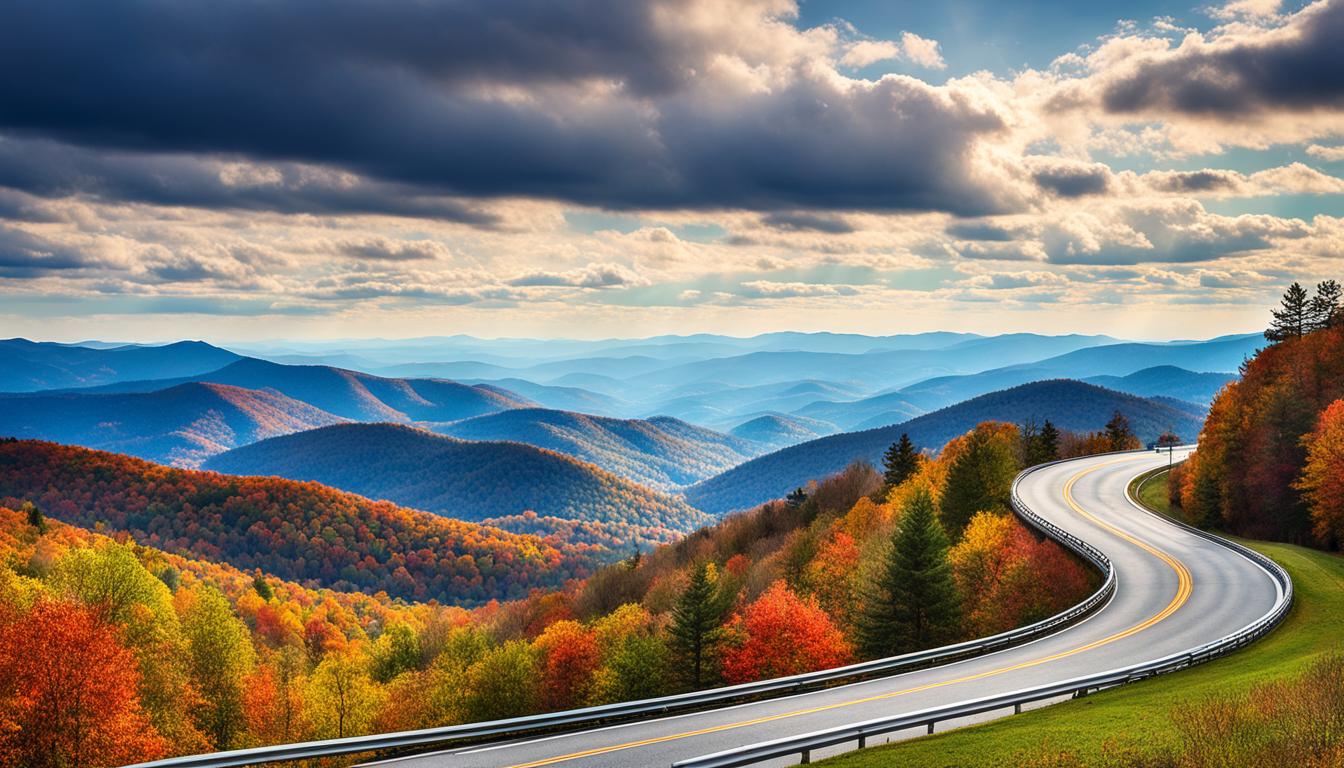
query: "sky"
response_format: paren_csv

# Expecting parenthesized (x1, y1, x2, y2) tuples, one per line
(1, 0, 1342, 342)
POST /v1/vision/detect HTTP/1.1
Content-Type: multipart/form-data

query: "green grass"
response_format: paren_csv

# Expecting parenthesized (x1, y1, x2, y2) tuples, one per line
(818, 472, 1344, 767)
(1131, 466, 1174, 518)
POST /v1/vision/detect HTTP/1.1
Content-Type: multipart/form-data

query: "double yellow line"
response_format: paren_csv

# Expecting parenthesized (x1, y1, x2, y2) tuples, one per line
(505, 457, 1192, 768)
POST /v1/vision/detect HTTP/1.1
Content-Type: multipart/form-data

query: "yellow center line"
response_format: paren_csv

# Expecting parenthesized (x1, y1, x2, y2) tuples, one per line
(506, 456, 1192, 768)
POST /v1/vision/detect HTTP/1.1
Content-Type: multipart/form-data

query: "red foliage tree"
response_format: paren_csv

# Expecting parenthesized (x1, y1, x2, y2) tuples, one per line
(533, 620, 601, 710)
(0, 600, 166, 768)
(1297, 399, 1344, 547)
(720, 581, 852, 684)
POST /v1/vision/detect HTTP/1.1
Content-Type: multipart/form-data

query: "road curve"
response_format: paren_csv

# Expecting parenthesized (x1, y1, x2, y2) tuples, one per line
(374, 450, 1282, 768)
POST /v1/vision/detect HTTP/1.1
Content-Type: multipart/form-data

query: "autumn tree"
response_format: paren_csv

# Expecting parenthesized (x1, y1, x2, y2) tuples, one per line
(533, 620, 600, 710)
(1266, 282, 1310, 342)
(721, 581, 852, 683)
(588, 604, 669, 704)
(370, 624, 421, 683)
(307, 650, 382, 739)
(882, 434, 921, 489)
(462, 641, 540, 721)
(858, 488, 960, 657)
(1297, 399, 1344, 547)
(939, 423, 1020, 540)
(667, 562, 732, 690)
(180, 584, 255, 748)
(0, 600, 166, 768)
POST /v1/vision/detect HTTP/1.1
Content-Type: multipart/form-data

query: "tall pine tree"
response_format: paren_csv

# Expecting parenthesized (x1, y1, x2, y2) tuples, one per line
(858, 489, 960, 658)
(668, 562, 732, 690)
(1266, 282, 1310, 342)
(1104, 410, 1136, 451)
(882, 434, 921, 488)
(1038, 420, 1061, 464)
(1308, 279, 1342, 332)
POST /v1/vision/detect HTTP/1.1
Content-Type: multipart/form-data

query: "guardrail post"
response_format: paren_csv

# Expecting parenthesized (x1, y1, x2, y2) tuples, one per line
(927, 722, 934, 734)
(800, 749, 810, 764)
(1014, 703, 1021, 714)
(857, 734, 866, 749)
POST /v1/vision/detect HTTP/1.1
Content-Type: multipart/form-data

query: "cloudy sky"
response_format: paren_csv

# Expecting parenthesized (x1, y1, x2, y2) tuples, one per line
(2, 0, 1342, 342)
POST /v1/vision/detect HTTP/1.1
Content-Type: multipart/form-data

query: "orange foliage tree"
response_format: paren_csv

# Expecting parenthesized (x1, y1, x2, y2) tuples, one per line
(1297, 399, 1344, 547)
(720, 581, 852, 684)
(0, 600, 166, 768)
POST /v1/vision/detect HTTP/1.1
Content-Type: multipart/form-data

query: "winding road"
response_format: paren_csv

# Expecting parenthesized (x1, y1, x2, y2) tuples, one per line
(370, 449, 1283, 768)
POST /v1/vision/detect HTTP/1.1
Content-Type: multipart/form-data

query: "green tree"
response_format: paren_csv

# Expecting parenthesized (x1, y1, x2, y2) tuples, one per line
(1308, 279, 1342, 331)
(371, 623, 421, 683)
(1266, 281, 1310, 342)
(939, 426, 1019, 540)
(252, 570, 274, 601)
(462, 641, 539, 721)
(1038, 420, 1061, 464)
(882, 434, 921, 489)
(1105, 410, 1137, 451)
(667, 562, 732, 691)
(858, 489, 960, 657)
(21, 501, 44, 533)
(180, 584, 255, 748)
(307, 651, 382, 738)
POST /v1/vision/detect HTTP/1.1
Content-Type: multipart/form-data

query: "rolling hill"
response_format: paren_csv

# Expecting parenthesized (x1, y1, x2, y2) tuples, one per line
(427, 408, 759, 490)
(791, 390, 926, 431)
(204, 422, 712, 548)
(0, 382, 346, 467)
(728, 413, 837, 451)
(0, 338, 240, 392)
(682, 379, 1206, 514)
(57, 356, 534, 423)
(0, 439, 592, 604)
(1085, 366, 1237, 405)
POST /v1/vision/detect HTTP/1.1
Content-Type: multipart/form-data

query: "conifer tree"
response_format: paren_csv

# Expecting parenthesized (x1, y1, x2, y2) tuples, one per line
(1308, 279, 1342, 332)
(939, 427, 1019, 540)
(1104, 410, 1136, 451)
(858, 489, 960, 658)
(1266, 282, 1310, 342)
(1038, 420, 1061, 464)
(882, 434, 921, 488)
(668, 562, 732, 690)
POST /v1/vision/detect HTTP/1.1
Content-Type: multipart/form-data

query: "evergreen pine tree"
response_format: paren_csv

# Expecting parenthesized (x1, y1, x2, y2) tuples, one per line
(858, 489, 960, 658)
(668, 562, 731, 690)
(938, 429, 1018, 540)
(21, 500, 45, 533)
(1038, 420, 1061, 464)
(1308, 279, 1342, 332)
(1266, 282, 1310, 342)
(1104, 410, 1136, 451)
(882, 434, 921, 488)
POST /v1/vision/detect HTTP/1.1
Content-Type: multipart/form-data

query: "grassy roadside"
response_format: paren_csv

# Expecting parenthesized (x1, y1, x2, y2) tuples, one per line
(817, 471, 1344, 767)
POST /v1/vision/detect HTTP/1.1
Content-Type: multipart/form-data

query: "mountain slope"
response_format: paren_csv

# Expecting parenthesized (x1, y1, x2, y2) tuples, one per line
(0, 439, 591, 604)
(791, 390, 926, 431)
(728, 413, 836, 452)
(0, 338, 240, 392)
(0, 382, 346, 467)
(428, 408, 759, 490)
(204, 423, 712, 547)
(1085, 366, 1236, 405)
(683, 380, 1205, 514)
(60, 357, 534, 423)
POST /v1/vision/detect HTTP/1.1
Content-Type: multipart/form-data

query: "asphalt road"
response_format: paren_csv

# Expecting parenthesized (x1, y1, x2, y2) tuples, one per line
(375, 450, 1282, 768)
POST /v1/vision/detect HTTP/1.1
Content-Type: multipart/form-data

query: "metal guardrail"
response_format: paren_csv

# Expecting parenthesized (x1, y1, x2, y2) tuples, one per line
(672, 453, 1294, 768)
(124, 457, 1127, 768)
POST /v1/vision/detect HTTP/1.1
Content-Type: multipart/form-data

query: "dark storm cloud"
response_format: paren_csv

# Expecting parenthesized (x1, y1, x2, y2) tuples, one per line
(0, 0, 1011, 215)
(0, 138, 499, 225)
(0, 226, 97, 276)
(946, 221, 1019, 241)
(1098, 0, 1344, 117)
(1031, 163, 1111, 197)
(761, 212, 856, 234)
(1144, 169, 1244, 193)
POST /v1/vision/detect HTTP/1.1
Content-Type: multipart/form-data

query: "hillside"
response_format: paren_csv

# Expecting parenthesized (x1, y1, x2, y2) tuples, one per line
(895, 335, 1262, 411)
(1085, 366, 1236, 405)
(0, 439, 590, 604)
(0, 382, 346, 467)
(64, 357, 534, 423)
(204, 423, 712, 548)
(428, 408, 759, 489)
(683, 380, 1205, 514)
(729, 412, 837, 451)
(792, 391, 926, 431)
(0, 338, 240, 392)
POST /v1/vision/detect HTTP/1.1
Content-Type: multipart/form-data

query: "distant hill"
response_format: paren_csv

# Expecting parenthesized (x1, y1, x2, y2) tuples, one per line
(895, 335, 1261, 411)
(0, 338, 240, 392)
(205, 423, 712, 548)
(791, 390, 926, 431)
(682, 380, 1205, 514)
(0, 439, 592, 604)
(0, 382, 346, 467)
(1085, 366, 1236, 405)
(647, 380, 868, 427)
(728, 413, 836, 452)
(428, 408, 758, 489)
(60, 357, 534, 423)
(462, 378, 634, 418)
